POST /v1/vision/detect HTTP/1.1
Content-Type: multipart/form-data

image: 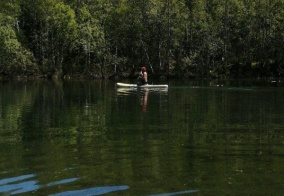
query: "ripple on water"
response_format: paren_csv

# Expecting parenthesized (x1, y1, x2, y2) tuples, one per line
(50, 185, 129, 196)
(0, 174, 79, 195)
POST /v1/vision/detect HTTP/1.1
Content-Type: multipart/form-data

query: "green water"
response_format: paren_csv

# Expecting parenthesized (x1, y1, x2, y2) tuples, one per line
(0, 79, 283, 195)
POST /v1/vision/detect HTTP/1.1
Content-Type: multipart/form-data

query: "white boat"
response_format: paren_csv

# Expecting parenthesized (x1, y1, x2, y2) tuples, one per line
(116, 82, 168, 88)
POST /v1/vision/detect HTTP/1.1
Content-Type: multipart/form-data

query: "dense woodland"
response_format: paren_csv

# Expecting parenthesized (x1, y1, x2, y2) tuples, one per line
(0, 0, 283, 79)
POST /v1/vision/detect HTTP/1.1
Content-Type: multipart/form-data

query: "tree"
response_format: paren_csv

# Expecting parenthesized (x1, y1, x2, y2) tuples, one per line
(20, 0, 77, 76)
(0, 1, 36, 76)
(1, 0, 283, 78)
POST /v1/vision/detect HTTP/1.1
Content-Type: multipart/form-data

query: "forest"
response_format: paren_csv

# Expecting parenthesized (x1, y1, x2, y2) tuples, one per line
(0, 0, 283, 79)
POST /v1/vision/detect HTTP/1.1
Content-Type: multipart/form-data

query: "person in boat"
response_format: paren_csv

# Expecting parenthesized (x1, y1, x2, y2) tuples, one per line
(137, 66, 148, 85)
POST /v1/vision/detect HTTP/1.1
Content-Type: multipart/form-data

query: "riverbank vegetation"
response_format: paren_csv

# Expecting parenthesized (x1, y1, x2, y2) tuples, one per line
(0, 0, 283, 79)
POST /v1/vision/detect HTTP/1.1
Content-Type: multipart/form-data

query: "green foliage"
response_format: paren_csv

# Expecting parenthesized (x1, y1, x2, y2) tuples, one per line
(0, 0, 283, 78)
(0, 13, 36, 75)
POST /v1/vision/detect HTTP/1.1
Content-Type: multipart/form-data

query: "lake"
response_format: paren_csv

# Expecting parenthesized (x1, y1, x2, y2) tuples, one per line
(0, 79, 283, 195)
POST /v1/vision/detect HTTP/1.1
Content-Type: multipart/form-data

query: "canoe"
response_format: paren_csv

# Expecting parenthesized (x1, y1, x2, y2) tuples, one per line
(116, 82, 168, 88)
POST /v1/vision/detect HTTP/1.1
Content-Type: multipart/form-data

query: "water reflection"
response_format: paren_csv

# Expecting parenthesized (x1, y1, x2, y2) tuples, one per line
(140, 89, 148, 112)
(0, 174, 78, 195)
(116, 87, 168, 113)
(0, 80, 283, 195)
(0, 173, 129, 195)
(46, 178, 78, 187)
(116, 88, 137, 96)
(0, 174, 38, 195)
(50, 185, 129, 196)
(149, 189, 199, 196)
(0, 180, 40, 195)
(0, 174, 35, 185)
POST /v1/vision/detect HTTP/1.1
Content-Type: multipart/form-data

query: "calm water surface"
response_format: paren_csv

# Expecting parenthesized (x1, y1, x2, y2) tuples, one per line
(0, 79, 283, 195)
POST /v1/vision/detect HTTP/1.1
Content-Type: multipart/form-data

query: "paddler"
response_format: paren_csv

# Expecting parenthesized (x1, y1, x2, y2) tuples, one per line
(137, 66, 148, 85)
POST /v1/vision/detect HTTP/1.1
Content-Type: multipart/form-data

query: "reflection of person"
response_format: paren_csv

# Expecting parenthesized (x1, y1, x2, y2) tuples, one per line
(137, 66, 148, 85)
(141, 89, 148, 112)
